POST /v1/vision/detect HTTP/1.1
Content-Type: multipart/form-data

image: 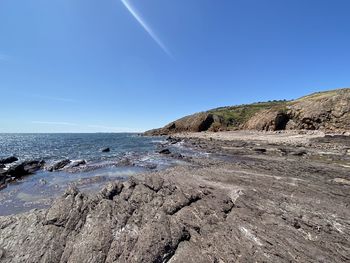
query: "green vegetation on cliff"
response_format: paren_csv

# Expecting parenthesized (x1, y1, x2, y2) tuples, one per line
(208, 100, 288, 128)
(144, 88, 350, 135)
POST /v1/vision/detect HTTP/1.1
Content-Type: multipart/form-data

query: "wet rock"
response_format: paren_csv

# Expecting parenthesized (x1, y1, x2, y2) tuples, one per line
(48, 159, 71, 171)
(101, 147, 110, 152)
(0, 170, 6, 178)
(0, 156, 18, 165)
(0, 172, 7, 187)
(159, 148, 171, 155)
(7, 160, 45, 178)
(69, 160, 86, 168)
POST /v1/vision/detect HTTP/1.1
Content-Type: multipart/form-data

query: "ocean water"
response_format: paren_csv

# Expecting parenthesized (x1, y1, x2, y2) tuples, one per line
(0, 133, 160, 162)
(0, 133, 187, 215)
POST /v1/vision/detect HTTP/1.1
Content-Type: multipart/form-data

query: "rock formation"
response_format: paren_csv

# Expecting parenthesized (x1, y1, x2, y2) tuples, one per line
(0, 156, 18, 165)
(144, 113, 225, 135)
(1, 147, 349, 262)
(145, 88, 350, 135)
(47, 159, 72, 172)
(244, 88, 350, 131)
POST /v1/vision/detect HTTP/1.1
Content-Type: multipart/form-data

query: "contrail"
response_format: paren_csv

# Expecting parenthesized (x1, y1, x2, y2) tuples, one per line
(121, 0, 173, 58)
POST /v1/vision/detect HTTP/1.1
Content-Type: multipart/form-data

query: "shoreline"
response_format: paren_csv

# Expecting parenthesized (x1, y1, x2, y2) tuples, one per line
(0, 131, 349, 262)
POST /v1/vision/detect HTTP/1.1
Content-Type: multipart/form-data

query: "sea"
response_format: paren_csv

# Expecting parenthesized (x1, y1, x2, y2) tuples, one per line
(0, 133, 191, 215)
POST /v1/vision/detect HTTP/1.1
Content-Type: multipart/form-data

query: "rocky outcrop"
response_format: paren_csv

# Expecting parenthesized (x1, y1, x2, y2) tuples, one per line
(0, 160, 45, 189)
(1, 147, 350, 263)
(145, 88, 350, 135)
(0, 169, 7, 188)
(102, 147, 110, 153)
(0, 174, 229, 262)
(245, 89, 350, 132)
(243, 108, 289, 131)
(7, 160, 45, 178)
(47, 159, 71, 172)
(288, 89, 350, 131)
(68, 160, 86, 168)
(159, 148, 171, 155)
(0, 156, 18, 165)
(144, 113, 225, 136)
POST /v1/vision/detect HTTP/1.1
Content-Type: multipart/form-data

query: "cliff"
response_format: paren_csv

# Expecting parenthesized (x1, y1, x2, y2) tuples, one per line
(144, 88, 350, 135)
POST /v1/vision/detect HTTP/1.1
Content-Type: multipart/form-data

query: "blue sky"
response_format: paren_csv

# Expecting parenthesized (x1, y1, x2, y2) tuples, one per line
(1, 0, 350, 132)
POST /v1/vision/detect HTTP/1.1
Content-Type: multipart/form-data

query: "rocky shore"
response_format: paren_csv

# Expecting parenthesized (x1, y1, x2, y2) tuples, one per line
(0, 130, 349, 262)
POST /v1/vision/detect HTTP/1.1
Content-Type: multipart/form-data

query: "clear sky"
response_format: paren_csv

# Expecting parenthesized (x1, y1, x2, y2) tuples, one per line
(1, 0, 350, 133)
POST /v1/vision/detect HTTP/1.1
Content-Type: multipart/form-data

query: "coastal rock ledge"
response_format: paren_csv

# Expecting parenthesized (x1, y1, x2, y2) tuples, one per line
(0, 162, 349, 263)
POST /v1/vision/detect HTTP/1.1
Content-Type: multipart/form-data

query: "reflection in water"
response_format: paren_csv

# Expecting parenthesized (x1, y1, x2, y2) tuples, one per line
(0, 134, 205, 216)
(0, 166, 148, 216)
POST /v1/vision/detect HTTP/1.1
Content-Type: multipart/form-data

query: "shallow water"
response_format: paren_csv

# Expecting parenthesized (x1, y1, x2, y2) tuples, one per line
(0, 134, 207, 215)
(0, 133, 168, 215)
(0, 166, 149, 216)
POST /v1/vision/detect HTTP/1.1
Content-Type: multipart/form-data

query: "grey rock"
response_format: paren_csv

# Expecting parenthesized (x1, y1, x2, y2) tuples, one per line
(48, 159, 71, 172)
(159, 148, 171, 155)
(69, 160, 86, 168)
(99, 182, 124, 200)
(143, 163, 157, 170)
(0, 247, 5, 259)
(101, 147, 110, 153)
(7, 160, 45, 178)
(0, 156, 18, 165)
(167, 136, 182, 144)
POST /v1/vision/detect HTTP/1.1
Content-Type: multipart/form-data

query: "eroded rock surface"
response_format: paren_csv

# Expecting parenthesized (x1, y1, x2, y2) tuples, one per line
(1, 136, 350, 263)
(144, 113, 225, 135)
(244, 88, 350, 132)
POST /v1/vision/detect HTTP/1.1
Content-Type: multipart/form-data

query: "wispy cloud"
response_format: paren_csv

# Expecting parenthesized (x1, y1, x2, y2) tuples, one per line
(121, 0, 173, 59)
(31, 121, 77, 126)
